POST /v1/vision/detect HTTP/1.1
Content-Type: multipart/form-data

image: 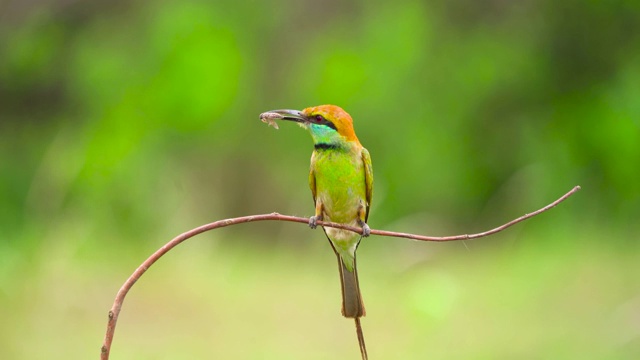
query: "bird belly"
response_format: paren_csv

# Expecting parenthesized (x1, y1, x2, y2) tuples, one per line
(325, 221, 361, 256)
(313, 152, 366, 260)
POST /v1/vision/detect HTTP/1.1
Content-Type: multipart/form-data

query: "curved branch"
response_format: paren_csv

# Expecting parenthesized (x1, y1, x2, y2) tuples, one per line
(100, 185, 581, 359)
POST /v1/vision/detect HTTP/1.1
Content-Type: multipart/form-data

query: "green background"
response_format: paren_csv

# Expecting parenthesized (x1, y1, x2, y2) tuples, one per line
(1, 0, 639, 358)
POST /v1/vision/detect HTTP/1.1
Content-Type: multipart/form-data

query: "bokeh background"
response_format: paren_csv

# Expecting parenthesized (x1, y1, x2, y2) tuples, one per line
(1, 0, 639, 359)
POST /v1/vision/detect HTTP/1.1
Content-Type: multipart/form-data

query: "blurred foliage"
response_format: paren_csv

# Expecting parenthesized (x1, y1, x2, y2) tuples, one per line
(0, 0, 639, 359)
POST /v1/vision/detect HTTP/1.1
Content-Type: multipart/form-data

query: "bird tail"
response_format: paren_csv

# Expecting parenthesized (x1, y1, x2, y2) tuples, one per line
(338, 255, 366, 318)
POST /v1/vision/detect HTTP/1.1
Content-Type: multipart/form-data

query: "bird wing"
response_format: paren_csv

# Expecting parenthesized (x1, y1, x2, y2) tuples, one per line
(361, 147, 373, 222)
(309, 153, 317, 203)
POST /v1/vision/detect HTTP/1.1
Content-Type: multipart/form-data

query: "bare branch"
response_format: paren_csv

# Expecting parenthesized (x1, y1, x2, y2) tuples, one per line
(371, 185, 582, 241)
(100, 185, 580, 359)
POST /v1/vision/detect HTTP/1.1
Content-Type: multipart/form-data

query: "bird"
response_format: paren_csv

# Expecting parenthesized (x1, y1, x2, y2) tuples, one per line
(260, 105, 373, 318)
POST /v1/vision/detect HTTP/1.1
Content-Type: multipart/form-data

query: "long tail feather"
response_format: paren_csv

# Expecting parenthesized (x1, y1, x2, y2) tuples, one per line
(338, 255, 365, 318)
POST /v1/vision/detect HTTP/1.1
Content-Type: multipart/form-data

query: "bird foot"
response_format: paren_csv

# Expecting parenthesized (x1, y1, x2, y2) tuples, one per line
(361, 223, 371, 237)
(309, 216, 321, 229)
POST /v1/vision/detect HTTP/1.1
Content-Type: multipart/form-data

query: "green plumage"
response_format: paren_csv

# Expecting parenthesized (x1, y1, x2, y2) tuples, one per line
(310, 145, 369, 271)
(262, 105, 373, 318)
(307, 121, 373, 319)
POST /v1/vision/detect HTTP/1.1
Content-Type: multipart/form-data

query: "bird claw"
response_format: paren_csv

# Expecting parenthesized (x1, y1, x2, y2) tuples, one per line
(309, 216, 320, 229)
(361, 223, 371, 237)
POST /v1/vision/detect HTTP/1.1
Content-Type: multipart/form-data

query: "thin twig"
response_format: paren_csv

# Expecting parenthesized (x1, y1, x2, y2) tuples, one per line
(100, 185, 580, 359)
(372, 185, 582, 241)
(355, 318, 368, 360)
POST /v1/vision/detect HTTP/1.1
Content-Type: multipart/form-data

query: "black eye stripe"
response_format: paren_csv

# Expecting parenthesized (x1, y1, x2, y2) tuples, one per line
(312, 114, 337, 130)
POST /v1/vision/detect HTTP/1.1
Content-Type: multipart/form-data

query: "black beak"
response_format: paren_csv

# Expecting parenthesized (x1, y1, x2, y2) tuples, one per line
(259, 109, 309, 124)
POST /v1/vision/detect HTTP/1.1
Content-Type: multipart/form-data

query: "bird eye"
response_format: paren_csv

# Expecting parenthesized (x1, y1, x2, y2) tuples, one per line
(315, 115, 324, 123)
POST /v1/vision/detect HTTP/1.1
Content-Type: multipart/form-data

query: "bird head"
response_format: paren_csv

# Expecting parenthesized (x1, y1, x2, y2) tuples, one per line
(261, 105, 360, 146)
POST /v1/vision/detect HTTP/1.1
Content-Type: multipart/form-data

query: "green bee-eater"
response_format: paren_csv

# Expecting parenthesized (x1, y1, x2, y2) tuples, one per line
(261, 105, 373, 318)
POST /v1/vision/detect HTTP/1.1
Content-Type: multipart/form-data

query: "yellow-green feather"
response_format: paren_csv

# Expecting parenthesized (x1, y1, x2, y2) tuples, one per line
(310, 145, 369, 271)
